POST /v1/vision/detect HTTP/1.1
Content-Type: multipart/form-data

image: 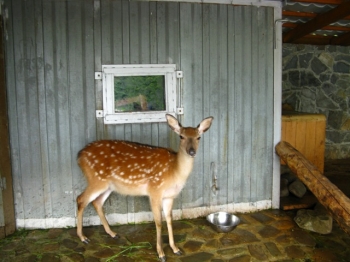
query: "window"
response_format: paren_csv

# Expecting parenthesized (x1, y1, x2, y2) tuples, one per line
(99, 64, 179, 124)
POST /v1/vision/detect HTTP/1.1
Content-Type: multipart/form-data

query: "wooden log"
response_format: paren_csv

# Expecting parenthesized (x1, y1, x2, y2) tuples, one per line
(276, 141, 350, 235)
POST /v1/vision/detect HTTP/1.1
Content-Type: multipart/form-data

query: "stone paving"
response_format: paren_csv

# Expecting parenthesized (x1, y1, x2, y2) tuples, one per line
(1, 159, 350, 262)
(1, 209, 350, 262)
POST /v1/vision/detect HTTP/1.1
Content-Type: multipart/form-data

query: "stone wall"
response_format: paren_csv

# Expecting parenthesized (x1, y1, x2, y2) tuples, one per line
(282, 44, 350, 159)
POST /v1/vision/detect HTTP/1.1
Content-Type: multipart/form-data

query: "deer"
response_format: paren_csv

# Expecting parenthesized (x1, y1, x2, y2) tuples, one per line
(76, 114, 213, 262)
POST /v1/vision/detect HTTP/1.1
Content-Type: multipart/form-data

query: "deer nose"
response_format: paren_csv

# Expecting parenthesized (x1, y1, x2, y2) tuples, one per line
(188, 148, 196, 157)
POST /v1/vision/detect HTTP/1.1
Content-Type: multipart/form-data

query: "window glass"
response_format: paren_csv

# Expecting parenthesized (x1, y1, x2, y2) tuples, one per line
(114, 76, 165, 112)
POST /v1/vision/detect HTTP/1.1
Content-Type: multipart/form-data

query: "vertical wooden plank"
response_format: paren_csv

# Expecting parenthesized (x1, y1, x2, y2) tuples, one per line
(191, 3, 205, 209)
(295, 121, 307, 158)
(208, 4, 220, 207)
(15, 0, 46, 220)
(4, 0, 23, 223)
(202, 4, 211, 207)
(43, 0, 73, 218)
(34, 0, 52, 222)
(259, 7, 274, 200)
(227, 5, 235, 204)
(265, 6, 275, 200)
(179, 3, 210, 209)
(67, 0, 85, 217)
(242, 7, 253, 202)
(68, 0, 96, 218)
(11, 0, 26, 221)
(233, 6, 243, 203)
(94, 0, 104, 142)
(304, 120, 316, 165)
(179, 2, 195, 208)
(251, 6, 259, 202)
(217, 4, 228, 206)
(315, 119, 326, 172)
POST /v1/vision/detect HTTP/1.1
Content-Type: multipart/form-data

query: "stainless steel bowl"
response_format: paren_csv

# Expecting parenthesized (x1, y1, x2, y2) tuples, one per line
(206, 212, 240, 233)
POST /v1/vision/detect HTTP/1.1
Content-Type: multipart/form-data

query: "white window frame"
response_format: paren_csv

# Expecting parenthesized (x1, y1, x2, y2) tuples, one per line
(100, 64, 178, 124)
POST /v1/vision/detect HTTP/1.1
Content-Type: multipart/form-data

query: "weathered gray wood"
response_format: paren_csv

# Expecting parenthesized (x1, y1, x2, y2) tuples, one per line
(35, 0, 52, 221)
(202, 4, 212, 207)
(227, 5, 236, 204)
(5, 0, 276, 225)
(4, 0, 22, 223)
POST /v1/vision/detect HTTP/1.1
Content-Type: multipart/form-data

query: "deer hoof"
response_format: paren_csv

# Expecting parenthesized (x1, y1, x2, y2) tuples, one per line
(112, 234, 120, 239)
(82, 238, 90, 244)
(159, 256, 166, 262)
(175, 250, 183, 256)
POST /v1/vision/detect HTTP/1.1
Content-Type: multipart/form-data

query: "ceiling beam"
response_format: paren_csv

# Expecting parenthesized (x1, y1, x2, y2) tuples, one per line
(291, 35, 333, 45)
(283, 0, 350, 43)
(290, 0, 344, 4)
(283, 10, 350, 20)
(283, 22, 350, 32)
(285, 32, 350, 46)
(331, 31, 350, 45)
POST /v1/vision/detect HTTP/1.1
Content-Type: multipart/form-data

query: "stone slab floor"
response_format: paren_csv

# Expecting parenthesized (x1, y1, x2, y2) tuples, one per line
(1, 159, 350, 262)
(1, 208, 350, 262)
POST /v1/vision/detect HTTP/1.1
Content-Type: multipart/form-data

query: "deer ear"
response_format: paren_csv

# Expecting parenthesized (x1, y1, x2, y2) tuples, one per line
(197, 116, 214, 135)
(166, 114, 182, 135)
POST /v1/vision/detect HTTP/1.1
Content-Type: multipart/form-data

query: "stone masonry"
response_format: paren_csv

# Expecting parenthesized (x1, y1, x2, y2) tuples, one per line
(282, 44, 350, 159)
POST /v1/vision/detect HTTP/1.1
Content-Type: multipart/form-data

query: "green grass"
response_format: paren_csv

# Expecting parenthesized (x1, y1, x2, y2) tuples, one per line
(104, 242, 152, 262)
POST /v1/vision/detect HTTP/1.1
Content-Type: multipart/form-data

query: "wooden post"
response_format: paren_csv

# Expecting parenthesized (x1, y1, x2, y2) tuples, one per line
(276, 141, 350, 235)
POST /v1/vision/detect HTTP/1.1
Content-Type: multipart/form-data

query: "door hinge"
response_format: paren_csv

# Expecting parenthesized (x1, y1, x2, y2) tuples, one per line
(0, 177, 6, 191)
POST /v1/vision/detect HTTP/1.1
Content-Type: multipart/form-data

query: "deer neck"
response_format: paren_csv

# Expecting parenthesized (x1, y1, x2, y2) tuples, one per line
(173, 148, 195, 180)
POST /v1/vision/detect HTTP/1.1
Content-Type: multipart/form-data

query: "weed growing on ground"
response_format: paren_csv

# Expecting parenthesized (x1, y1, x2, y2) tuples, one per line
(104, 242, 152, 262)
(0, 229, 29, 247)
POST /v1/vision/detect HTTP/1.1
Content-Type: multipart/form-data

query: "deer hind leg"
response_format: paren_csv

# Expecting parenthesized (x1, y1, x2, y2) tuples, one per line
(163, 198, 182, 256)
(76, 184, 109, 243)
(150, 196, 166, 261)
(92, 189, 119, 239)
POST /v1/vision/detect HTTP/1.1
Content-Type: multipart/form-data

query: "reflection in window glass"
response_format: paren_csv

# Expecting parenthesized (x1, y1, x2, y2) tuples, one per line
(114, 76, 165, 112)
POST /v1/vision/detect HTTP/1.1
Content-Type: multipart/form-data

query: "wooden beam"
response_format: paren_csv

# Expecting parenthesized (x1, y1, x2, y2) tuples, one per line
(283, 10, 350, 20)
(283, 1, 350, 43)
(286, 35, 332, 45)
(290, 0, 344, 4)
(285, 33, 350, 46)
(331, 31, 350, 45)
(283, 22, 350, 32)
(276, 141, 350, 235)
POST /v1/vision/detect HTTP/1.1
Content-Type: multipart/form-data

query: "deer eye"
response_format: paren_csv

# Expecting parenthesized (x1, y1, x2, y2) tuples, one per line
(197, 137, 201, 140)
(179, 135, 184, 140)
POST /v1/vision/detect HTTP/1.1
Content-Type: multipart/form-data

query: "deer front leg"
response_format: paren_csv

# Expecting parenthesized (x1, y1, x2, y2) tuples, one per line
(163, 198, 182, 256)
(150, 197, 166, 261)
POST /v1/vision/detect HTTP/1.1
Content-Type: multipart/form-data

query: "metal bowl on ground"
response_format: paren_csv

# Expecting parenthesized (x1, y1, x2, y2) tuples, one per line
(206, 212, 240, 233)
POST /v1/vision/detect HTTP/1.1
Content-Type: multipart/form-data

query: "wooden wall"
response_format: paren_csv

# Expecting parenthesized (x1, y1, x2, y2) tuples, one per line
(4, 0, 277, 228)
